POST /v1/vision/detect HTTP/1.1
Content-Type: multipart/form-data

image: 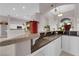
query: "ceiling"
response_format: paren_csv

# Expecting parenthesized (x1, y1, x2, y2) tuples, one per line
(0, 3, 39, 20)
(0, 3, 76, 21)
(49, 4, 75, 15)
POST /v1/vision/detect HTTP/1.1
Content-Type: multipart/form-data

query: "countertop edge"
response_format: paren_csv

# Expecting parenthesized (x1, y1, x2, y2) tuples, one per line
(0, 33, 40, 46)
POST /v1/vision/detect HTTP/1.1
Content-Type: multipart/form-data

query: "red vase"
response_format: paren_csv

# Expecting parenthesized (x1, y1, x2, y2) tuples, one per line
(29, 21, 38, 33)
(64, 25, 71, 31)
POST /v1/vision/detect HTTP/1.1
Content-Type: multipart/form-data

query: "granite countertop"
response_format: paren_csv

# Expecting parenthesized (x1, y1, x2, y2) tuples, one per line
(32, 34, 62, 53)
(0, 33, 40, 46)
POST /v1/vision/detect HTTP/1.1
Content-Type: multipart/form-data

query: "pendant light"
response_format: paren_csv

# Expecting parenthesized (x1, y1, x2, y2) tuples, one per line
(58, 12, 63, 17)
(54, 3, 63, 17)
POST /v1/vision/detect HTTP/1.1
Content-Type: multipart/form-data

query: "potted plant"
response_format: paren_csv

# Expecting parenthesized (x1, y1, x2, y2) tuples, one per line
(44, 25, 50, 32)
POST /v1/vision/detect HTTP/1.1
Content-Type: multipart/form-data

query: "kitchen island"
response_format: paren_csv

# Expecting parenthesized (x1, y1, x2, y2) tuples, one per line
(1, 31, 79, 56)
(31, 34, 62, 56)
(31, 35, 62, 53)
(0, 31, 62, 56)
(0, 33, 39, 46)
(0, 32, 40, 56)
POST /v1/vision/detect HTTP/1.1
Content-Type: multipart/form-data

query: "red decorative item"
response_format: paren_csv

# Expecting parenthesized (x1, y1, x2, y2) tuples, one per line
(64, 25, 71, 31)
(29, 21, 38, 33)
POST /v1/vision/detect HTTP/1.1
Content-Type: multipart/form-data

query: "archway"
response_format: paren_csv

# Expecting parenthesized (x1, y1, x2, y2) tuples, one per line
(59, 18, 72, 31)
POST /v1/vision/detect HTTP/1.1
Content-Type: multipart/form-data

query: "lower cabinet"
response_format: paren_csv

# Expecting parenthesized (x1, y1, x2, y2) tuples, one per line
(69, 36, 79, 55)
(0, 44, 15, 56)
(62, 35, 70, 52)
(0, 39, 31, 56)
(15, 39, 31, 56)
(33, 51, 45, 56)
(43, 37, 61, 56)
(62, 35, 79, 56)
(33, 37, 61, 56)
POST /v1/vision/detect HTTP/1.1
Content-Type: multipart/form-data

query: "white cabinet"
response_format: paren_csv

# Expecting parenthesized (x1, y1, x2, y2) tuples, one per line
(62, 35, 79, 56)
(0, 44, 15, 56)
(32, 36, 61, 56)
(43, 37, 61, 56)
(33, 50, 45, 56)
(15, 39, 31, 56)
(62, 35, 70, 52)
(0, 39, 31, 56)
(55, 37, 62, 55)
(43, 39, 57, 56)
(69, 36, 79, 55)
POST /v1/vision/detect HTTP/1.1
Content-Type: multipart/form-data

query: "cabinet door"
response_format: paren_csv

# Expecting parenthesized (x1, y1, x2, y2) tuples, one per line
(33, 51, 45, 56)
(0, 44, 15, 56)
(62, 35, 70, 52)
(69, 36, 79, 55)
(31, 45, 47, 56)
(32, 37, 61, 56)
(43, 37, 61, 56)
(43, 40, 56, 56)
(16, 39, 31, 56)
(55, 37, 61, 56)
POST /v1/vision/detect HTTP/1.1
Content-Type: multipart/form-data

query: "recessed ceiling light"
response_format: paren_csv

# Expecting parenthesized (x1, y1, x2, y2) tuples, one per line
(24, 16, 26, 18)
(12, 8, 16, 11)
(15, 14, 18, 16)
(22, 6, 25, 9)
(58, 13, 63, 17)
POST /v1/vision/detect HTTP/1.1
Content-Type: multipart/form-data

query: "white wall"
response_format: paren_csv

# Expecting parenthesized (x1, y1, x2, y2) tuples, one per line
(55, 4, 79, 31)
(7, 17, 26, 39)
(0, 16, 8, 38)
(56, 10, 75, 31)
(38, 4, 75, 32)
(75, 4, 79, 31)
(1, 4, 79, 34)
(0, 16, 26, 39)
(38, 6, 77, 32)
(38, 13, 58, 32)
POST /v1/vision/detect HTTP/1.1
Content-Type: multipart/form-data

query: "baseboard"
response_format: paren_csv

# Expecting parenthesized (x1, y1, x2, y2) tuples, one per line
(61, 49, 75, 56)
(56, 49, 62, 56)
